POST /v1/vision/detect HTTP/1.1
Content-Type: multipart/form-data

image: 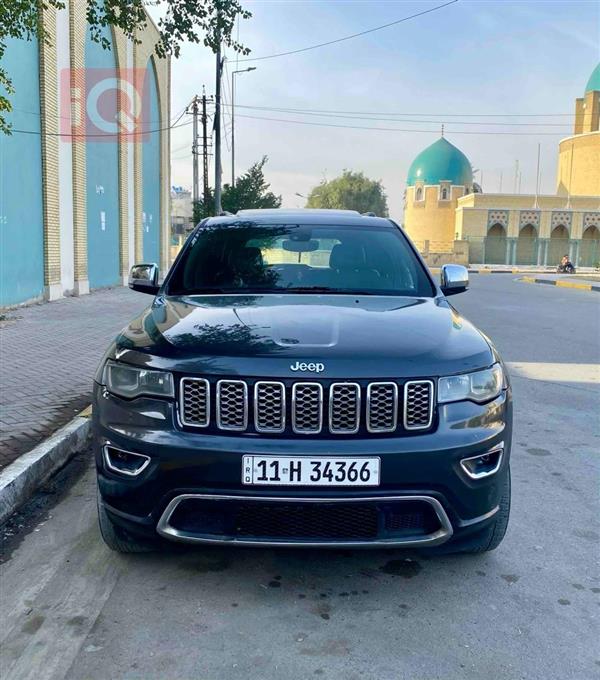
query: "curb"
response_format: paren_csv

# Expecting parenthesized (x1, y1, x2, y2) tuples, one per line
(519, 276, 600, 292)
(428, 268, 589, 275)
(0, 406, 92, 525)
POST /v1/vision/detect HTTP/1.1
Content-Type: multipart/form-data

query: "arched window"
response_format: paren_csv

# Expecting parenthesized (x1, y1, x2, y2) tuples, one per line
(441, 187, 448, 200)
(516, 224, 537, 266)
(416, 187, 423, 201)
(548, 224, 569, 267)
(580, 225, 600, 267)
(485, 223, 507, 265)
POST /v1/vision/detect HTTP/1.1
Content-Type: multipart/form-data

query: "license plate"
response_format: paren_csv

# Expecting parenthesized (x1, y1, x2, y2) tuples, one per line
(242, 456, 380, 486)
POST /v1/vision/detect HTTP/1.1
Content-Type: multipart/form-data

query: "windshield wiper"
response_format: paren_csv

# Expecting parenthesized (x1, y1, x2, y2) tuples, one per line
(180, 287, 233, 295)
(283, 286, 336, 293)
(283, 286, 378, 295)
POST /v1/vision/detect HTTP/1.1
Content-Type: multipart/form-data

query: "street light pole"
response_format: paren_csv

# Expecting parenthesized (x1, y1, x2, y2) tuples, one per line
(214, 44, 223, 214)
(231, 66, 256, 188)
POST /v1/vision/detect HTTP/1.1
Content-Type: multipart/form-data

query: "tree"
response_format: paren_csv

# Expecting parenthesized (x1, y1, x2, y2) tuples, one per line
(193, 156, 281, 223)
(0, 0, 251, 133)
(306, 170, 389, 216)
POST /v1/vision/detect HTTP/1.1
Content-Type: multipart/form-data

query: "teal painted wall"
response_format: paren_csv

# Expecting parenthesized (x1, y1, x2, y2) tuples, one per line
(142, 60, 161, 264)
(85, 25, 120, 288)
(0, 38, 45, 306)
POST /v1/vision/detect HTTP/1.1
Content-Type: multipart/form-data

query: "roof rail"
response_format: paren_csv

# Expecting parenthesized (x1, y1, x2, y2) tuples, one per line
(218, 211, 234, 216)
(362, 211, 377, 217)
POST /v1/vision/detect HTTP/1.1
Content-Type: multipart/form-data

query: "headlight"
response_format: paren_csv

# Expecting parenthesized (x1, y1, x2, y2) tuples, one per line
(438, 364, 503, 404)
(103, 360, 174, 399)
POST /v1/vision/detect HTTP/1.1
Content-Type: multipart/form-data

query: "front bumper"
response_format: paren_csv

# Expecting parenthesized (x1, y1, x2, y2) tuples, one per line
(93, 382, 512, 548)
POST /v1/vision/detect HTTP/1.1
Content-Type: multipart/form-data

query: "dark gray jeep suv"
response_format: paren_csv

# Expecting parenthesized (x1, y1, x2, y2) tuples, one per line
(93, 209, 511, 553)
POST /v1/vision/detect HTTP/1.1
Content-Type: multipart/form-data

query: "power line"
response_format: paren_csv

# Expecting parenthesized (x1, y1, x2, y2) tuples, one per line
(233, 113, 568, 136)
(237, 0, 459, 62)
(226, 103, 575, 119)
(223, 104, 573, 128)
(10, 118, 192, 138)
(11, 103, 190, 126)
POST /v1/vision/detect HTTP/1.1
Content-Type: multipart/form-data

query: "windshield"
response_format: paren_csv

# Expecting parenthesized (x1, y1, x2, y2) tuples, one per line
(167, 223, 435, 297)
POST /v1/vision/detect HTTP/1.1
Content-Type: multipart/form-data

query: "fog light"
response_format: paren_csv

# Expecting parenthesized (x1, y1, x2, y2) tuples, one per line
(460, 444, 503, 479)
(103, 445, 151, 477)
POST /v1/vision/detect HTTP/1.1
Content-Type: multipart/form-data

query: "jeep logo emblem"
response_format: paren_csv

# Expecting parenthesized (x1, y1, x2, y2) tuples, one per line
(290, 361, 325, 373)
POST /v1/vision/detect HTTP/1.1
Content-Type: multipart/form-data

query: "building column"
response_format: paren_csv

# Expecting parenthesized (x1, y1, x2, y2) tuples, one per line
(113, 29, 130, 285)
(69, 0, 89, 295)
(133, 40, 144, 264)
(570, 240, 580, 267)
(504, 238, 511, 265)
(536, 239, 545, 267)
(39, 4, 62, 301)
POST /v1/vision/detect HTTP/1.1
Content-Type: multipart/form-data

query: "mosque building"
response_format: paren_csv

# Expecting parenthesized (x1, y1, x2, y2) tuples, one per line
(403, 63, 600, 268)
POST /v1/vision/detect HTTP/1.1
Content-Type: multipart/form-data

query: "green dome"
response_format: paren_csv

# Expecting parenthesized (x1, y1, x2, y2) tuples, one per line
(406, 137, 473, 187)
(585, 62, 600, 94)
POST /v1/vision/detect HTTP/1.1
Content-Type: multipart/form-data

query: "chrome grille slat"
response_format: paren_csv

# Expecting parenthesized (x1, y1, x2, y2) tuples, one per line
(329, 383, 360, 434)
(367, 382, 398, 433)
(180, 377, 433, 435)
(292, 383, 323, 434)
(216, 380, 248, 431)
(254, 381, 286, 433)
(404, 380, 434, 430)
(180, 378, 210, 428)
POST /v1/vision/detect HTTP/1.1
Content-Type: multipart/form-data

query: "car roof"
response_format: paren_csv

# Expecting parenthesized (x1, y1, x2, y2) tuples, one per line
(203, 208, 396, 228)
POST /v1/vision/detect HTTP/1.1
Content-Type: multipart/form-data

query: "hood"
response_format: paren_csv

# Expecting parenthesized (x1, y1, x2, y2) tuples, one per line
(114, 294, 494, 379)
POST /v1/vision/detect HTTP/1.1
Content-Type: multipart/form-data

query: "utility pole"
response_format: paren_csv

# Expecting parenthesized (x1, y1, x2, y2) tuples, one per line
(214, 40, 223, 214)
(191, 95, 199, 205)
(201, 90, 210, 212)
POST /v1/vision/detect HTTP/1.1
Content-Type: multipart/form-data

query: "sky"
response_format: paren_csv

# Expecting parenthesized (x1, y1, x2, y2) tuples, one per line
(154, 0, 600, 219)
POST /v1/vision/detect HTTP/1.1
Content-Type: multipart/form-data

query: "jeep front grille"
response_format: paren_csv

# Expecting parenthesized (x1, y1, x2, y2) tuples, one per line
(367, 382, 398, 433)
(292, 383, 323, 434)
(254, 381, 286, 433)
(329, 383, 360, 434)
(404, 380, 434, 430)
(180, 378, 210, 427)
(216, 380, 248, 431)
(181, 378, 434, 436)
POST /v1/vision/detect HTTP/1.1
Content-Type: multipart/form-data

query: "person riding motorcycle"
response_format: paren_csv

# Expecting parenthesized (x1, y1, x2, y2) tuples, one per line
(557, 254, 575, 274)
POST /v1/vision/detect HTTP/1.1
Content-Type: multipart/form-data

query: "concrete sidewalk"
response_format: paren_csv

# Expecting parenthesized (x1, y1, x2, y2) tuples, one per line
(0, 288, 147, 469)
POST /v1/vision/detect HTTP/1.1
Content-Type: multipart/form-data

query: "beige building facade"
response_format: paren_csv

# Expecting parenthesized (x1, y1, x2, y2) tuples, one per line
(403, 64, 600, 268)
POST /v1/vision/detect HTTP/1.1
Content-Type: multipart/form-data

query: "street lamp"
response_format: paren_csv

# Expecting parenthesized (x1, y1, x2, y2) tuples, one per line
(231, 66, 256, 187)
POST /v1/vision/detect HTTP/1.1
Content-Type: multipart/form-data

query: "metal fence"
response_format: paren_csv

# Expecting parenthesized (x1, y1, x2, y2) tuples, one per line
(465, 237, 600, 268)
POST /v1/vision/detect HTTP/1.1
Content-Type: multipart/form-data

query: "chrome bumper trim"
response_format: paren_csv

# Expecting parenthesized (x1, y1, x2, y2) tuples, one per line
(458, 505, 500, 527)
(155, 493, 454, 548)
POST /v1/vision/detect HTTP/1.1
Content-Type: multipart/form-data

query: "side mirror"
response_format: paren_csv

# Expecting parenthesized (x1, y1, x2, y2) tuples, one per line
(440, 264, 469, 296)
(129, 263, 159, 295)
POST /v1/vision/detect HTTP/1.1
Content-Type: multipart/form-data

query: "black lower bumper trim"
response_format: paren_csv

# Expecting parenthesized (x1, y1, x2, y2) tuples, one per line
(155, 494, 454, 547)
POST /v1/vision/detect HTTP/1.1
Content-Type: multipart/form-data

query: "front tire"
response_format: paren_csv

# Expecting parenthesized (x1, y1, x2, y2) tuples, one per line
(427, 467, 511, 556)
(457, 467, 511, 554)
(97, 490, 157, 553)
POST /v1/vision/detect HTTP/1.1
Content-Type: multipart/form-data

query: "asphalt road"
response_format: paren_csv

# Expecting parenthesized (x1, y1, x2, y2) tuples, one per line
(1, 276, 599, 680)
